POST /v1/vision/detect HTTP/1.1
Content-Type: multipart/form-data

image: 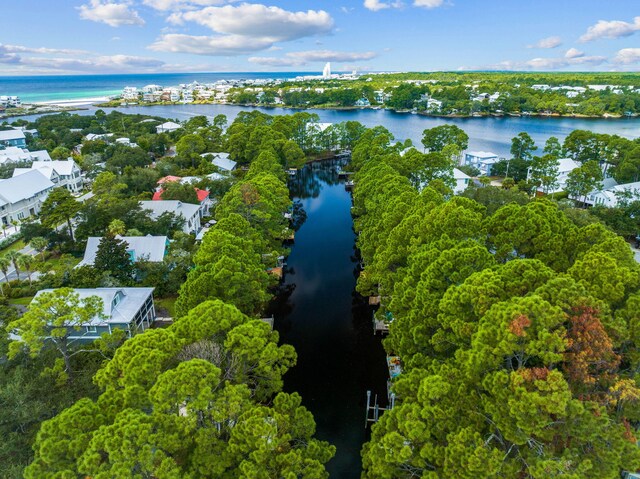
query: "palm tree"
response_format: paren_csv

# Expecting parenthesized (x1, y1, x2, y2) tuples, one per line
(6, 251, 22, 281)
(0, 255, 9, 285)
(30, 237, 48, 261)
(17, 254, 34, 284)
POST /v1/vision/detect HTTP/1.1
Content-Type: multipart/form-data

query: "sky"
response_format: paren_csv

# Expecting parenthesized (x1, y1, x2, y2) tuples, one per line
(0, 0, 639, 75)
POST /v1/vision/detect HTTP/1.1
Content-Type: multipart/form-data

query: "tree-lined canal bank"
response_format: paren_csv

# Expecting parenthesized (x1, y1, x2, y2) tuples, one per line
(268, 159, 389, 477)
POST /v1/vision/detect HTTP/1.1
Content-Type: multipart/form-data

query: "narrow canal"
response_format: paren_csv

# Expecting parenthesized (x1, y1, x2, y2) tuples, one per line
(268, 159, 389, 477)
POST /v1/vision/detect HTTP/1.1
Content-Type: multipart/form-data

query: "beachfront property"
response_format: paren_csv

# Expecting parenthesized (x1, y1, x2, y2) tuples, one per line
(139, 200, 202, 235)
(0, 96, 21, 108)
(0, 129, 26, 148)
(79, 235, 169, 267)
(463, 151, 500, 176)
(30, 287, 157, 342)
(13, 159, 83, 193)
(202, 152, 237, 172)
(122, 87, 139, 101)
(0, 146, 51, 165)
(0, 170, 55, 224)
(142, 84, 163, 102)
(156, 121, 182, 134)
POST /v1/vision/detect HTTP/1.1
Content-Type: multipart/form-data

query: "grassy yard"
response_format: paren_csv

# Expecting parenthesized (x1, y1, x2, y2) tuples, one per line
(155, 297, 177, 318)
(8, 296, 34, 306)
(0, 239, 26, 256)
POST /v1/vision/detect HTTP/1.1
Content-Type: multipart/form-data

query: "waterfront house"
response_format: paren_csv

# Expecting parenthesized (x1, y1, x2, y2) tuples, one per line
(0, 170, 55, 225)
(139, 200, 202, 235)
(0, 129, 26, 148)
(156, 121, 182, 134)
(13, 159, 83, 193)
(31, 287, 157, 342)
(463, 151, 500, 176)
(79, 235, 169, 267)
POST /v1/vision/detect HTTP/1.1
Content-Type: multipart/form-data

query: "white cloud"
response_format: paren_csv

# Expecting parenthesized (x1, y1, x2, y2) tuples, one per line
(363, 0, 403, 11)
(364, 0, 443, 11)
(141, 0, 232, 11)
(564, 48, 584, 59)
(613, 48, 640, 64)
(0, 52, 165, 73)
(527, 36, 562, 49)
(413, 0, 444, 8)
(463, 52, 606, 71)
(579, 16, 640, 42)
(180, 4, 333, 41)
(249, 49, 378, 66)
(150, 4, 334, 56)
(149, 33, 273, 55)
(0, 44, 88, 55)
(78, 0, 144, 27)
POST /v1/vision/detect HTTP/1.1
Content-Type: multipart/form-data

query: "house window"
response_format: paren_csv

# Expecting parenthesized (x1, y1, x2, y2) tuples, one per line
(86, 326, 97, 333)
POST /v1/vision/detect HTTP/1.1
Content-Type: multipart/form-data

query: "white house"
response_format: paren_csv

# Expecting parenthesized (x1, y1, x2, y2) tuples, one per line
(463, 151, 500, 176)
(13, 159, 83, 193)
(453, 168, 471, 194)
(139, 200, 202, 235)
(0, 170, 55, 225)
(0, 146, 51, 165)
(0, 129, 26, 148)
(533, 158, 580, 194)
(582, 179, 640, 208)
(79, 235, 169, 267)
(203, 152, 237, 172)
(156, 121, 182, 134)
(30, 287, 156, 342)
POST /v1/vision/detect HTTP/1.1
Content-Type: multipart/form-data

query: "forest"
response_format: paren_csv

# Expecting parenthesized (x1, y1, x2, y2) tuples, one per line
(349, 125, 640, 478)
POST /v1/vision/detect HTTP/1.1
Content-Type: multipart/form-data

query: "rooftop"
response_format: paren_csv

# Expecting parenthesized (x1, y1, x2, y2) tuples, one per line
(0, 169, 55, 204)
(34, 287, 154, 326)
(79, 235, 168, 267)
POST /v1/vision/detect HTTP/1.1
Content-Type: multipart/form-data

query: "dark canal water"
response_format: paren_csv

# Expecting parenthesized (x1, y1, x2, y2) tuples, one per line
(267, 160, 389, 477)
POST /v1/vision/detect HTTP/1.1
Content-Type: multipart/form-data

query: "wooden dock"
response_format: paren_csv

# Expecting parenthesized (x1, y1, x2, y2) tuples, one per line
(369, 296, 381, 305)
(260, 316, 274, 330)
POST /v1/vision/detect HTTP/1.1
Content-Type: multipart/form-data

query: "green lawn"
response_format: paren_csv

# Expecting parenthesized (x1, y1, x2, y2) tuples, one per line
(8, 296, 34, 306)
(155, 297, 177, 318)
(0, 239, 25, 256)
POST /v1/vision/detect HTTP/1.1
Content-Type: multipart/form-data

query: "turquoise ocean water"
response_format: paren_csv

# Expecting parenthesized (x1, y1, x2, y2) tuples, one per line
(0, 72, 312, 103)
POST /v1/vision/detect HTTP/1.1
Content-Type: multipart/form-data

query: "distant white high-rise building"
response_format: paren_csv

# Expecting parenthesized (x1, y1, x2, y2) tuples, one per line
(322, 62, 331, 79)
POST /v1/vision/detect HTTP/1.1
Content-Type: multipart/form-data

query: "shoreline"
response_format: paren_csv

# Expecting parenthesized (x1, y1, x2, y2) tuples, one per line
(94, 99, 635, 121)
(4, 96, 638, 122)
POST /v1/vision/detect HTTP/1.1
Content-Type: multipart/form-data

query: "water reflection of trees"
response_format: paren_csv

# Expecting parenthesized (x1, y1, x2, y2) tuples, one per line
(288, 158, 349, 199)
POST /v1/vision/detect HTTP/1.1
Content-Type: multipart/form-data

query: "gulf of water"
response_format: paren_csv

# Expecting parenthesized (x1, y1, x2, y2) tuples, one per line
(0, 72, 313, 103)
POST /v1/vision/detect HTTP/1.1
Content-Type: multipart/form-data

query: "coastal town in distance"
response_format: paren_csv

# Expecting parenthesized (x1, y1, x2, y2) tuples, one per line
(1, 1, 640, 478)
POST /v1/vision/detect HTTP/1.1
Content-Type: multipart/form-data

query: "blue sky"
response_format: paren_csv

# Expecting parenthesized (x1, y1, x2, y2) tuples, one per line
(0, 0, 638, 75)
